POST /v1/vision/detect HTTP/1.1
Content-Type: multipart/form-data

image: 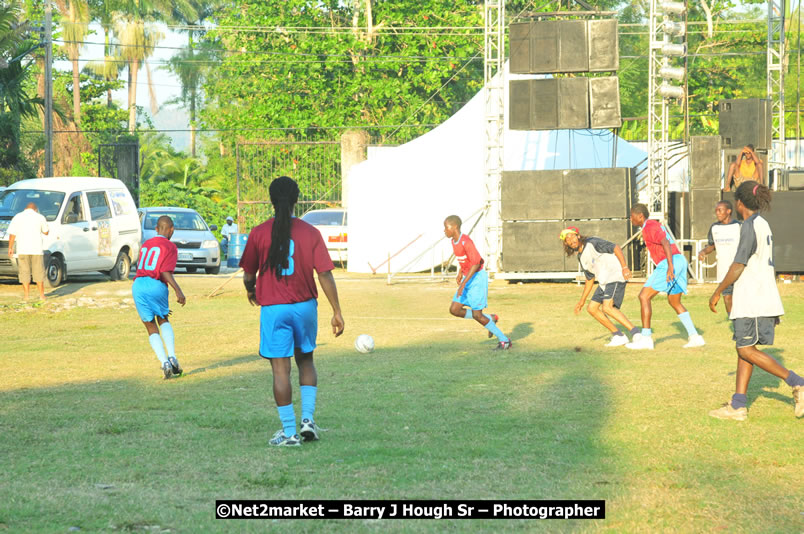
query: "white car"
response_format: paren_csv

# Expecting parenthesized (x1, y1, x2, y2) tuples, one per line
(301, 208, 347, 264)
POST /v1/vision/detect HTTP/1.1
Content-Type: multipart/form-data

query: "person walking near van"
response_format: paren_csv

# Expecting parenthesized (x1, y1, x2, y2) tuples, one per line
(7, 202, 49, 300)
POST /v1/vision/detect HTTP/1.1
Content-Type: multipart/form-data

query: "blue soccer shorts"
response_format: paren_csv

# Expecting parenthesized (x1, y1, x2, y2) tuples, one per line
(645, 254, 688, 295)
(452, 270, 489, 311)
(259, 298, 318, 359)
(132, 276, 170, 322)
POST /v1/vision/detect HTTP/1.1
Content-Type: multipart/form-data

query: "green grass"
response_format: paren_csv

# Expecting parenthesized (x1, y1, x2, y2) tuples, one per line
(1, 274, 804, 533)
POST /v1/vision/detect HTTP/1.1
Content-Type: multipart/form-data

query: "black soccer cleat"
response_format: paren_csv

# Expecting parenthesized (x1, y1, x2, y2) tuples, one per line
(169, 357, 183, 376)
(161, 361, 174, 379)
(493, 340, 512, 351)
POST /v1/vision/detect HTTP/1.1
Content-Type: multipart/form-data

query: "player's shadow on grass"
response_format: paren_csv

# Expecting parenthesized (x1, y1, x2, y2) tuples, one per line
(655, 320, 698, 344)
(507, 322, 533, 342)
(183, 354, 261, 377)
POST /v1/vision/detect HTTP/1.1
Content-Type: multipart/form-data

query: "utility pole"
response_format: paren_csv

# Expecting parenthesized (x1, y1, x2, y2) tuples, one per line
(43, 1, 53, 177)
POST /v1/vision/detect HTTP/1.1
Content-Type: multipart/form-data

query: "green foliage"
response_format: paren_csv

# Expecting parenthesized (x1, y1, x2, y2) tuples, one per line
(139, 180, 230, 239)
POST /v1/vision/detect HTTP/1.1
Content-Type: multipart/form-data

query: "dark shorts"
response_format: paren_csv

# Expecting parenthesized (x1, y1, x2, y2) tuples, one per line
(722, 283, 734, 296)
(732, 316, 780, 348)
(591, 281, 626, 309)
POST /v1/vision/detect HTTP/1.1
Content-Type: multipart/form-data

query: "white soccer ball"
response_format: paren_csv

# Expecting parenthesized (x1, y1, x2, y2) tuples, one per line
(354, 334, 375, 354)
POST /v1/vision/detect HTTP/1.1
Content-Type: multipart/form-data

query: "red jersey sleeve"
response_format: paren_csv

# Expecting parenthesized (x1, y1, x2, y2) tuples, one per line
(239, 232, 260, 275)
(642, 220, 665, 246)
(462, 236, 483, 267)
(311, 229, 335, 273)
(160, 241, 178, 273)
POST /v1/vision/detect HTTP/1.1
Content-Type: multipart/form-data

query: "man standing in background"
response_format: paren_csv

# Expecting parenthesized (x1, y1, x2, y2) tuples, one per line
(7, 202, 49, 301)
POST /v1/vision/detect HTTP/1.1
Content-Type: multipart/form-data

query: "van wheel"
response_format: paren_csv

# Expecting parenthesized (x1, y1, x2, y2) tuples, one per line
(205, 266, 220, 275)
(185, 267, 198, 273)
(46, 255, 64, 288)
(110, 251, 131, 281)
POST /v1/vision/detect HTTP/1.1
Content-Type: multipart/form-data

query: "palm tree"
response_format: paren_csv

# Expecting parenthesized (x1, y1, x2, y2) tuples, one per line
(86, 0, 122, 108)
(114, 15, 163, 132)
(53, 0, 90, 124)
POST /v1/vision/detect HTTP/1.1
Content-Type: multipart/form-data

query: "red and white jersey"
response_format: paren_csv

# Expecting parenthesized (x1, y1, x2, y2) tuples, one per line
(641, 219, 681, 265)
(135, 236, 178, 281)
(451, 234, 484, 277)
(239, 218, 335, 306)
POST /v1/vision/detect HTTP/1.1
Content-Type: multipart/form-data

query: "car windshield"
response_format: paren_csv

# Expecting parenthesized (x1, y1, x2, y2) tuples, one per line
(302, 210, 345, 226)
(0, 189, 66, 222)
(143, 211, 208, 231)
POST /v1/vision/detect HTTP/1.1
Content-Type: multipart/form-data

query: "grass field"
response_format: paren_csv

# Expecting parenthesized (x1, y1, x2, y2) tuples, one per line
(2, 272, 804, 533)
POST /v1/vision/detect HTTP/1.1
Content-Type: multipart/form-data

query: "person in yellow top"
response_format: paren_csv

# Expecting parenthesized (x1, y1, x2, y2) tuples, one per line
(724, 144, 763, 191)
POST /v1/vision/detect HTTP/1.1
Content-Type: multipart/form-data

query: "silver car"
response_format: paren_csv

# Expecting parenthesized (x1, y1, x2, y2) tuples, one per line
(138, 207, 221, 274)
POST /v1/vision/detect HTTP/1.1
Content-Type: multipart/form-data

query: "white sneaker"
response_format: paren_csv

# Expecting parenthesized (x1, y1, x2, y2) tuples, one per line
(626, 334, 654, 350)
(604, 334, 629, 347)
(683, 334, 706, 348)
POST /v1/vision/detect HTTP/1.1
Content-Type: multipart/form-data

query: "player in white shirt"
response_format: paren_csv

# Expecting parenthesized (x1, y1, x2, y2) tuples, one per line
(708, 181, 804, 421)
(561, 227, 640, 347)
(698, 200, 740, 315)
(7, 203, 50, 300)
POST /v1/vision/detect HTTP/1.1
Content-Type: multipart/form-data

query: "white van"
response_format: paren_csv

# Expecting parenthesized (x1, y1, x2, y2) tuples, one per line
(0, 177, 141, 286)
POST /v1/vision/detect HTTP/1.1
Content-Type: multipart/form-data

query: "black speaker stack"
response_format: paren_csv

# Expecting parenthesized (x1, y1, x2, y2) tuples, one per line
(688, 136, 722, 242)
(509, 19, 622, 131)
(500, 169, 635, 272)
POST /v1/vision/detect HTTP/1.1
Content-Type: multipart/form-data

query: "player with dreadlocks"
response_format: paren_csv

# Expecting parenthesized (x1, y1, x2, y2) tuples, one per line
(709, 181, 804, 421)
(240, 176, 345, 446)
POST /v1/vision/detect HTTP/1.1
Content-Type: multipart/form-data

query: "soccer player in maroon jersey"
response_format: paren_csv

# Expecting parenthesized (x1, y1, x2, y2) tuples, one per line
(240, 176, 345, 447)
(131, 216, 186, 379)
(443, 215, 510, 349)
(626, 204, 705, 350)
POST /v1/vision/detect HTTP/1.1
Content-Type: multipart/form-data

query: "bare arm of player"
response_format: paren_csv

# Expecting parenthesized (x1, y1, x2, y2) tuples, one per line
(243, 272, 258, 306)
(457, 263, 480, 296)
(709, 262, 745, 312)
(660, 237, 675, 283)
(698, 244, 715, 260)
(724, 163, 737, 191)
(576, 277, 595, 314)
(160, 271, 186, 306)
(6, 234, 14, 259)
(613, 245, 631, 280)
(318, 270, 345, 337)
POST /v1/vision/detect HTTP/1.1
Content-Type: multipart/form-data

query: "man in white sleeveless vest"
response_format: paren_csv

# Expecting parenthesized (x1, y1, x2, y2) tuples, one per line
(709, 181, 804, 421)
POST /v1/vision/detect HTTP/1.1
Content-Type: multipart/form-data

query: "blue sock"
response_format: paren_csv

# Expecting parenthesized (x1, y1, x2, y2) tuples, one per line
(464, 308, 472, 319)
(160, 322, 176, 358)
(731, 393, 747, 410)
(641, 328, 652, 337)
(148, 333, 168, 364)
(300, 385, 317, 422)
(277, 403, 296, 438)
(785, 370, 804, 388)
(483, 313, 508, 342)
(677, 311, 698, 337)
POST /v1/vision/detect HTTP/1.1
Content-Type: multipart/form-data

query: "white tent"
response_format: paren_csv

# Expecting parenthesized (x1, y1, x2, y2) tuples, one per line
(346, 66, 647, 274)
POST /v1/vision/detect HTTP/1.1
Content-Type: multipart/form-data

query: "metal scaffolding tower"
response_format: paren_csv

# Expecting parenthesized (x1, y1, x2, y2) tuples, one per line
(483, 0, 505, 272)
(646, 0, 687, 219)
(767, 0, 786, 174)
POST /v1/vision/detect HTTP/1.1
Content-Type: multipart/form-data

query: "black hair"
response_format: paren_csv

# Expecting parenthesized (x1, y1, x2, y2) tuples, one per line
(444, 214, 462, 228)
(630, 203, 649, 218)
(156, 215, 174, 233)
(563, 235, 588, 257)
(735, 180, 771, 213)
(746, 144, 755, 151)
(265, 176, 300, 279)
(717, 199, 733, 212)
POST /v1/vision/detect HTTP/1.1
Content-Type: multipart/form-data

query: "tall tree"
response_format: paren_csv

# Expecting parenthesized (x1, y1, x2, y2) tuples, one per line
(114, 15, 163, 132)
(53, 0, 89, 124)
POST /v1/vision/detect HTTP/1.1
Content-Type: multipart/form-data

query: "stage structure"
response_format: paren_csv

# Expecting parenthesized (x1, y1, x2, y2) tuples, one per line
(483, 0, 506, 273)
(646, 0, 688, 221)
(767, 0, 786, 177)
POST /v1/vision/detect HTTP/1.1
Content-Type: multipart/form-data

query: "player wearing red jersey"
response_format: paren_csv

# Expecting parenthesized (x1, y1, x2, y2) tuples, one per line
(443, 215, 510, 349)
(240, 176, 345, 447)
(131, 216, 186, 379)
(626, 204, 704, 350)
